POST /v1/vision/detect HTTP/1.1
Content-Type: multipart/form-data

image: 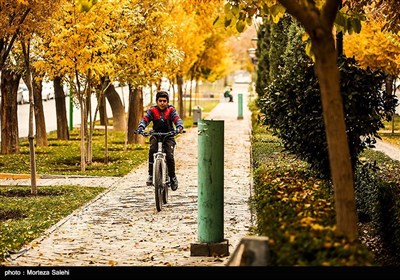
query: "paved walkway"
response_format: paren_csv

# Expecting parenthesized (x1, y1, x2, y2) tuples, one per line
(1, 92, 254, 267)
(374, 138, 400, 162)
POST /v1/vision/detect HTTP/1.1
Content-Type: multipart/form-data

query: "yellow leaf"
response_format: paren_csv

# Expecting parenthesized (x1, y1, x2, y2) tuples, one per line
(302, 32, 309, 42)
(310, 224, 325, 231)
(300, 216, 315, 226)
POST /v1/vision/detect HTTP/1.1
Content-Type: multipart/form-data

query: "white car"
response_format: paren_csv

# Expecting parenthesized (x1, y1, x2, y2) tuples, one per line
(17, 85, 29, 104)
(42, 82, 55, 101)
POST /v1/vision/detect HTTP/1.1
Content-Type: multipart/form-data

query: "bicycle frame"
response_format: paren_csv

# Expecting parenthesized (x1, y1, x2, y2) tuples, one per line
(140, 130, 176, 211)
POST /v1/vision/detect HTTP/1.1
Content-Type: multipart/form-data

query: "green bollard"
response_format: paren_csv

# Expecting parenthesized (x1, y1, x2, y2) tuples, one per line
(237, 93, 243, 120)
(190, 119, 229, 256)
(197, 119, 224, 243)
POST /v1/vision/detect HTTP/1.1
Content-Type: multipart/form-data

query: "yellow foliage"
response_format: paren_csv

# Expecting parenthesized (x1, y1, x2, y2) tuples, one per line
(3, 0, 235, 97)
(344, 17, 400, 75)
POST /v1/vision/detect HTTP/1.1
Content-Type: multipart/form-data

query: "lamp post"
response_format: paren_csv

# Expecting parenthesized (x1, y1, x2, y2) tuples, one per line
(247, 47, 258, 65)
(247, 44, 258, 99)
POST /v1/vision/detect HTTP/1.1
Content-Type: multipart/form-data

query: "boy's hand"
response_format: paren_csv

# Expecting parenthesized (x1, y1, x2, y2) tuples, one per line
(176, 126, 183, 134)
(136, 126, 144, 134)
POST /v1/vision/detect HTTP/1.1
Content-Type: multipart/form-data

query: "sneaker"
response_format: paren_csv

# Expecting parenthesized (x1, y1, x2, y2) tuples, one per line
(146, 175, 153, 186)
(170, 176, 178, 191)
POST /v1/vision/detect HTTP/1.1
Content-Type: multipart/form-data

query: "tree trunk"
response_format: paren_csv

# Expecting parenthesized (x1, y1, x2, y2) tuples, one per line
(21, 40, 38, 195)
(105, 83, 126, 131)
(79, 92, 86, 172)
(384, 75, 395, 134)
(98, 90, 107, 126)
(102, 92, 108, 164)
(280, 0, 358, 240)
(75, 71, 86, 172)
(176, 72, 185, 119)
(127, 85, 144, 144)
(314, 41, 358, 240)
(31, 74, 48, 147)
(0, 70, 20, 155)
(84, 85, 93, 165)
(54, 76, 69, 140)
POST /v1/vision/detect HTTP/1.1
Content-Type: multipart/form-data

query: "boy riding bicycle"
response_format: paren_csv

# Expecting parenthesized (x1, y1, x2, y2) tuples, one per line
(136, 91, 184, 191)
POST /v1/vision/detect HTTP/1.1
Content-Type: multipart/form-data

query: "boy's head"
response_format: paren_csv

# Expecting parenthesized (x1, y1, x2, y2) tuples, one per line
(156, 91, 169, 110)
(156, 91, 169, 102)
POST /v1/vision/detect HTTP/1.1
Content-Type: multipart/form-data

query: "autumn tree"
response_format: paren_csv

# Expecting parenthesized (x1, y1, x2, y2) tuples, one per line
(0, 0, 62, 194)
(100, 0, 179, 144)
(33, 9, 72, 141)
(1, 1, 50, 156)
(36, 0, 122, 170)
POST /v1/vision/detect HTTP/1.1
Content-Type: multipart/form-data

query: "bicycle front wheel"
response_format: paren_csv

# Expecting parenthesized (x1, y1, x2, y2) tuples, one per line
(162, 176, 168, 205)
(154, 160, 163, 212)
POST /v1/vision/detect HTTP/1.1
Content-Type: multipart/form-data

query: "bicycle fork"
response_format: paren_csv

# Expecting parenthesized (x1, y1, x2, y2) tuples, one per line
(153, 157, 167, 184)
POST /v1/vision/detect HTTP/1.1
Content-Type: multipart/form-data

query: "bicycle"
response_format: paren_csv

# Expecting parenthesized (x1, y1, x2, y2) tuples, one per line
(138, 130, 182, 212)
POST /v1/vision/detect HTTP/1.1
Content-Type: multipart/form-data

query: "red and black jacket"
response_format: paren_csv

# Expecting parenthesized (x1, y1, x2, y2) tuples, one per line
(138, 105, 183, 133)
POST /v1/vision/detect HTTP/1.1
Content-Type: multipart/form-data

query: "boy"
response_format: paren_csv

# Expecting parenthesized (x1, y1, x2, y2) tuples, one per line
(136, 91, 184, 190)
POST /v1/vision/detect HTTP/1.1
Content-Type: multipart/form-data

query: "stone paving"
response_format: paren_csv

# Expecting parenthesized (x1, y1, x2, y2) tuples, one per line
(1, 91, 254, 267)
(373, 138, 400, 162)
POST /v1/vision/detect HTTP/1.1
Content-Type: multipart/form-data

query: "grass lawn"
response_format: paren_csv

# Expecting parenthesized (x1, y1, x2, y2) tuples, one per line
(0, 185, 106, 262)
(380, 113, 400, 147)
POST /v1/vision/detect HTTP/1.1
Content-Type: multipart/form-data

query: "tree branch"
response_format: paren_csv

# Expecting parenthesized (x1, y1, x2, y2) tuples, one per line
(321, 0, 341, 28)
(278, 0, 319, 36)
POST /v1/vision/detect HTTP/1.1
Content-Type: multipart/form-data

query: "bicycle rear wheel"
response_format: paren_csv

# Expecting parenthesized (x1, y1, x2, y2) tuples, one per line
(154, 160, 163, 212)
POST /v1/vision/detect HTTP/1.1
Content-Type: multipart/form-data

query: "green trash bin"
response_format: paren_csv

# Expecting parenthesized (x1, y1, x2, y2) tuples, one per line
(192, 106, 202, 125)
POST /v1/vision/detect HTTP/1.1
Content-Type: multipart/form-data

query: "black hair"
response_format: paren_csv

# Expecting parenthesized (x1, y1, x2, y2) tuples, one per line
(156, 91, 169, 102)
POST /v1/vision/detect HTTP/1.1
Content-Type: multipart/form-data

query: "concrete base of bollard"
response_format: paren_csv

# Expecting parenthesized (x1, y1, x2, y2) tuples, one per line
(226, 236, 270, 266)
(190, 239, 229, 257)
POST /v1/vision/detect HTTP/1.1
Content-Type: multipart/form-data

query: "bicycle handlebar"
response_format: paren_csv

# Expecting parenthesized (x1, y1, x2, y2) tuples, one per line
(136, 130, 186, 137)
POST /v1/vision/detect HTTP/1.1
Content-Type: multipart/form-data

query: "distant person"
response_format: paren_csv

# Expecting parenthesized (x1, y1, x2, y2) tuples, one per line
(224, 87, 233, 102)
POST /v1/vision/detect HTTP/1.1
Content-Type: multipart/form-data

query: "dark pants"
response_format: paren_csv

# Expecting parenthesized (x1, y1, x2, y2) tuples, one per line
(148, 136, 176, 179)
(225, 93, 233, 102)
